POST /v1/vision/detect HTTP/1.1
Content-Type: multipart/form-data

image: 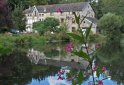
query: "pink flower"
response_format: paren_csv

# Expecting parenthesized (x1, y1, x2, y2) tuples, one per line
(95, 43, 101, 49)
(92, 66, 97, 72)
(98, 80, 103, 85)
(64, 42, 74, 52)
(102, 66, 107, 72)
(57, 8, 63, 13)
(57, 76, 63, 80)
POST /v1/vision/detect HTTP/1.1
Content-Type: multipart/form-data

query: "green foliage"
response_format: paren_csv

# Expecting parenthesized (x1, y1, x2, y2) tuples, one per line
(33, 17, 60, 35)
(28, 0, 48, 5)
(91, 0, 103, 19)
(97, 13, 123, 62)
(12, 6, 26, 32)
(77, 71, 84, 85)
(98, 13, 123, 35)
(96, 66, 102, 78)
(67, 33, 83, 42)
(101, 0, 124, 16)
(0, 45, 12, 55)
(33, 21, 46, 35)
(0, 0, 13, 33)
(73, 50, 90, 61)
(44, 17, 60, 32)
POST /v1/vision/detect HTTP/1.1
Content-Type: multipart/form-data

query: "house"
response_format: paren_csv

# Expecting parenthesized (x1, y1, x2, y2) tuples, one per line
(24, 2, 97, 33)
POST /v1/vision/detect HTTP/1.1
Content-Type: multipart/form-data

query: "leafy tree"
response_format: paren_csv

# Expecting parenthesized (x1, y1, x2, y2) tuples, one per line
(59, 0, 85, 4)
(97, 13, 123, 61)
(0, 0, 13, 33)
(28, 0, 48, 5)
(47, 0, 59, 4)
(91, 0, 103, 19)
(33, 21, 46, 35)
(12, 6, 26, 32)
(8, 0, 30, 10)
(98, 13, 123, 36)
(43, 17, 59, 32)
(33, 17, 59, 35)
(100, 0, 124, 16)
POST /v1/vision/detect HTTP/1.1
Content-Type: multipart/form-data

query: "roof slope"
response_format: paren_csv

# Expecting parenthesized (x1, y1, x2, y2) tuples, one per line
(25, 2, 89, 13)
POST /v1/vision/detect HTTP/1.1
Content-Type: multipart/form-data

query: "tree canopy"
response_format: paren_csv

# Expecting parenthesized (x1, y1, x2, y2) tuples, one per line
(101, 0, 124, 16)
(12, 6, 26, 32)
(0, 0, 13, 33)
(97, 13, 123, 61)
(33, 17, 60, 35)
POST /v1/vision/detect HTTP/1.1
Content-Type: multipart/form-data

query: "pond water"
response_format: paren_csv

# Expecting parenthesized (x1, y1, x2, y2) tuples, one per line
(0, 43, 123, 85)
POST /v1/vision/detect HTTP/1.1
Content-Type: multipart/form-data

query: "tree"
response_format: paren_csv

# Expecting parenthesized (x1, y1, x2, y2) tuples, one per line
(33, 21, 46, 35)
(33, 17, 59, 35)
(91, 0, 103, 19)
(28, 0, 48, 5)
(43, 17, 60, 32)
(0, 0, 13, 33)
(97, 13, 123, 61)
(100, 0, 124, 16)
(12, 6, 26, 32)
(98, 13, 123, 36)
(7, 0, 30, 10)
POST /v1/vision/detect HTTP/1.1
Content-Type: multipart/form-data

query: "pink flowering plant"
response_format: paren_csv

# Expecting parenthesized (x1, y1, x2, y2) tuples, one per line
(64, 12, 109, 85)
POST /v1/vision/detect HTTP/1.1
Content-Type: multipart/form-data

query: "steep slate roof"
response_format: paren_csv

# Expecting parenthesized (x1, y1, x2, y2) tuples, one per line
(25, 2, 89, 13)
(24, 7, 34, 13)
(86, 17, 97, 25)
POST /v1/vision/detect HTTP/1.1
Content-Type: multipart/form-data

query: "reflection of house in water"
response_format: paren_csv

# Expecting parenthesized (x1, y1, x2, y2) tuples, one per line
(27, 49, 46, 64)
(27, 49, 89, 70)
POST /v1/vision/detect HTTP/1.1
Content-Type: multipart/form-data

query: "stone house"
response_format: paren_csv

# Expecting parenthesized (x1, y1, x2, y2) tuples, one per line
(24, 2, 97, 33)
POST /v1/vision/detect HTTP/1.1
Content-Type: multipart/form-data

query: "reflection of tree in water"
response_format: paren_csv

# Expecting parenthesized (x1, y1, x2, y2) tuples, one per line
(0, 49, 32, 85)
(108, 56, 124, 85)
(96, 37, 124, 84)
(0, 48, 61, 84)
(44, 49, 59, 57)
(34, 43, 67, 58)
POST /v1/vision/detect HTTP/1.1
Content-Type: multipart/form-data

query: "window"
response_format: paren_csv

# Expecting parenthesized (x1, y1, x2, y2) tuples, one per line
(72, 18, 75, 23)
(72, 27, 76, 32)
(61, 18, 64, 23)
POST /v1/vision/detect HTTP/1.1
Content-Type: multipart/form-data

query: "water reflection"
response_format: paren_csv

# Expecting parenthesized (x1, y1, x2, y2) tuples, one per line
(0, 42, 123, 85)
(0, 48, 60, 85)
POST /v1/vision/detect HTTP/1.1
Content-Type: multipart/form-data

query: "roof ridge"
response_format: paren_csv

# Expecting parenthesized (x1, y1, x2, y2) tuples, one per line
(36, 2, 89, 7)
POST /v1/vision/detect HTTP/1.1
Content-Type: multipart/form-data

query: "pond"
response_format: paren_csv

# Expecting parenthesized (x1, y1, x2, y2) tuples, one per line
(0, 42, 123, 85)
